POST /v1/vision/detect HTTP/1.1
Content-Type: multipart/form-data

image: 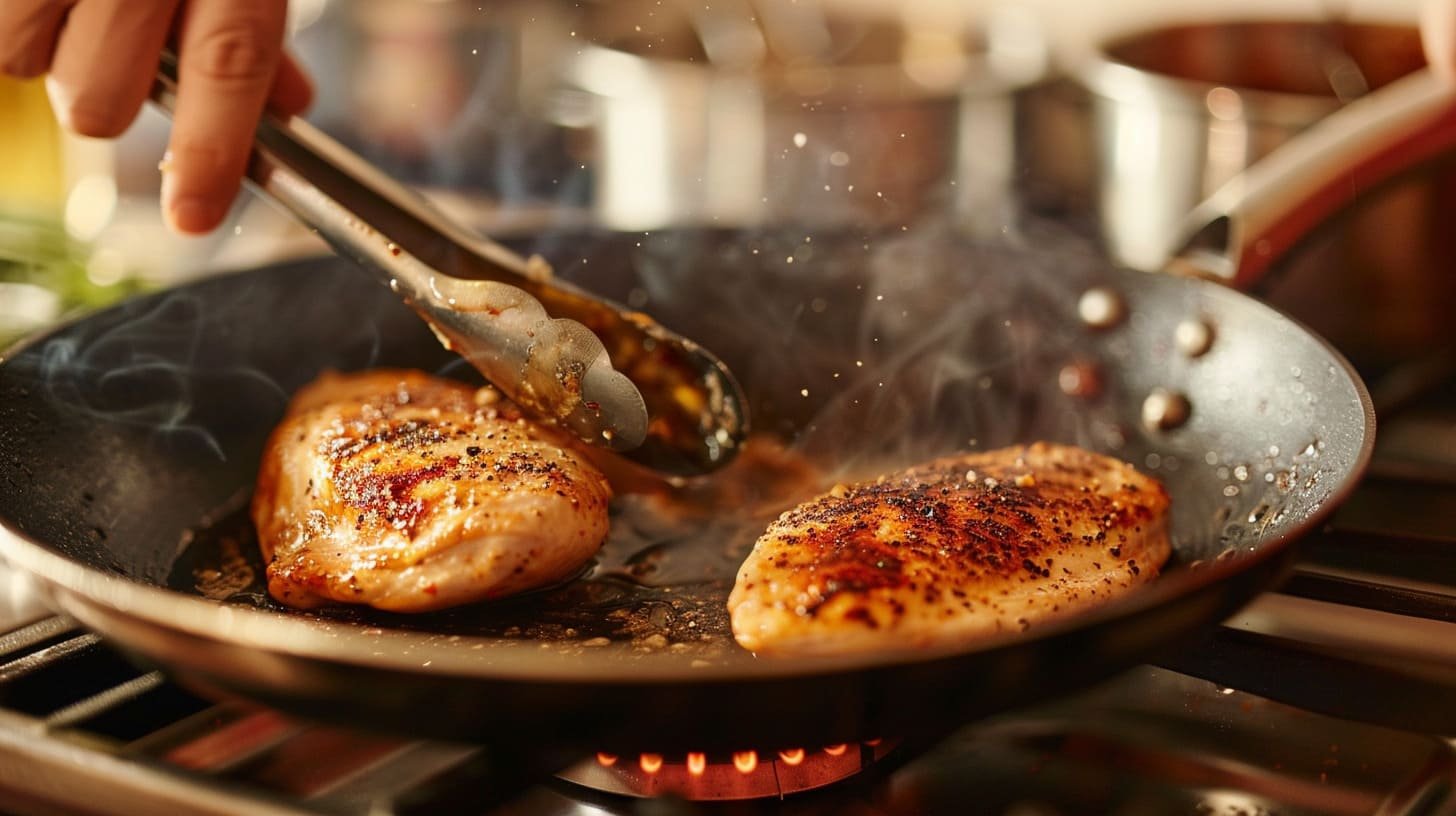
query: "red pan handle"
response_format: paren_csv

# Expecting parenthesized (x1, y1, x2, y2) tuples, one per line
(1169, 68, 1456, 289)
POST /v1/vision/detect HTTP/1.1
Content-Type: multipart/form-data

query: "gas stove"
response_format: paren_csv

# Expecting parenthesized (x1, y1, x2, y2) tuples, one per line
(0, 363, 1452, 815)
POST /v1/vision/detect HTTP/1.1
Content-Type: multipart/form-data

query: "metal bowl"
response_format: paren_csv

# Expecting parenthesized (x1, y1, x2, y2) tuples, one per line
(550, 3, 1047, 232)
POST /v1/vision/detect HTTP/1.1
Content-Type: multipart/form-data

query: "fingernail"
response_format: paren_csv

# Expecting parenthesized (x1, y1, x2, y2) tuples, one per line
(166, 196, 222, 235)
(43, 75, 74, 130)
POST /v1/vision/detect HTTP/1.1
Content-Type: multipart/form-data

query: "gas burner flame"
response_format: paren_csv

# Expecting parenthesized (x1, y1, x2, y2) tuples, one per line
(570, 740, 896, 798)
(593, 741, 879, 771)
(571, 739, 897, 800)
(732, 751, 759, 774)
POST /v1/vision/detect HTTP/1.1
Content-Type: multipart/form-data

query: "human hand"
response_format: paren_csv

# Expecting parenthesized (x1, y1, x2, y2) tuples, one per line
(0, 0, 313, 234)
(1423, 0, 1456, 82)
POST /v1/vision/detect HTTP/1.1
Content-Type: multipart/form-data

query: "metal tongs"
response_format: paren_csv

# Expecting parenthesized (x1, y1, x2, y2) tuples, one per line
(150, 50, 747, 477)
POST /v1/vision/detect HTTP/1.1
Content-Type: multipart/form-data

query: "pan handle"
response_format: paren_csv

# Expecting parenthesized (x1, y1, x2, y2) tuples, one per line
(1168, 68, 1456, 289)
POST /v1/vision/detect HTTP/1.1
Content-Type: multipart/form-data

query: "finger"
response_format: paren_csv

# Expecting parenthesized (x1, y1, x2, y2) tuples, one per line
(268, 52, 314, 117)
(0, 0, 73, 78)
(1423, 0, 1456, 83)
(45, 0, 178, 137)
(162, 0, 289, 234)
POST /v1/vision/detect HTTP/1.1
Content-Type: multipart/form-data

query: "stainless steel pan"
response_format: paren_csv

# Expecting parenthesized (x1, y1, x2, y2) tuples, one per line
(0, 239, 1370, 754)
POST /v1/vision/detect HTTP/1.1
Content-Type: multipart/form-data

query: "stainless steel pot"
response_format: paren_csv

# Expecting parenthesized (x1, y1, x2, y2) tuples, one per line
(1078, 20, 1425, 270)
(1076, 19, 1456, 366)
(549, 2, 1046, 232)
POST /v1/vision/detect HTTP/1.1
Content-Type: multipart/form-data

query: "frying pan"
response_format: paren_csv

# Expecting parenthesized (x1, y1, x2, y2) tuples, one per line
(10, 66, 1447, 759)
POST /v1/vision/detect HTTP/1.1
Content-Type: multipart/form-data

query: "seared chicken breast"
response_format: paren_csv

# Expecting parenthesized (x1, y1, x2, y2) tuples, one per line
(729, 442, 1171, 655)
(252, 369, 611, 612)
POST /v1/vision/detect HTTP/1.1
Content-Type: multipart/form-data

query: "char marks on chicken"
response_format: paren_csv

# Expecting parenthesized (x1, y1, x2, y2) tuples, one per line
(252, 369, 611, 612)
(729, 442, 1171, 655)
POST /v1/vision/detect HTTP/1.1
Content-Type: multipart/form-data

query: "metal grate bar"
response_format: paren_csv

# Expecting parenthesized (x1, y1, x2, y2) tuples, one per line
(1377, 744, 1456, 816)
(44, 672, 166, 730)
(0, 617, 79, 661)
(1159, 630, 1456, 738)
(1313, 527, 1456, 552)
(1284, 565, 1456, 623)
(152, 709, 308, 774)
(0, 633, 101, 683)
(236, 727, 410, 799)
(309, 743, 480, 812)
(0, 708, 324, 816)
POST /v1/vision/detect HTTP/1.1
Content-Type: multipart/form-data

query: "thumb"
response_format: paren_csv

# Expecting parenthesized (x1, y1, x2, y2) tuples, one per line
(1422, 0, 1456, 83)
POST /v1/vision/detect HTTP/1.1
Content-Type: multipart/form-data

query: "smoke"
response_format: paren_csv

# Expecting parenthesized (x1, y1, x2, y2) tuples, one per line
(18, 265, 401, 464)
(614, 215, 1118, 481)
(32, 295, 257, 461)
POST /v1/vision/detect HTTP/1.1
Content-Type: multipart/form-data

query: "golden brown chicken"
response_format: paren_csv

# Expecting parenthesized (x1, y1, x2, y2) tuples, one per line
(251, 369, 612, 612)
(728, 442, 1171, 655)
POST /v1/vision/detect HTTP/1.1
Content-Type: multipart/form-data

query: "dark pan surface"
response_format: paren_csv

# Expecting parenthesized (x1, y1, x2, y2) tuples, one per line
(0, 224, 1372, 750)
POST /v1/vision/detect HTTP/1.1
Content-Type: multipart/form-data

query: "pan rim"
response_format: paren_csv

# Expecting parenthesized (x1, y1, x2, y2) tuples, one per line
(0, 498, 1347, 684)
(0, 260, 1377, 686)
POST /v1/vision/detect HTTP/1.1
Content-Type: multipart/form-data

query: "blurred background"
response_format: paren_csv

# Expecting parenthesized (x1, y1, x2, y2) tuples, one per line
(0, 0, 1447, 365)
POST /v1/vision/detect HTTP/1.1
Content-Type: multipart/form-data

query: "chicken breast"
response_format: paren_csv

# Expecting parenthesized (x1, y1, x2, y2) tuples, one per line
(729, 442, 1171, 656)
(251, 369, 612, 612)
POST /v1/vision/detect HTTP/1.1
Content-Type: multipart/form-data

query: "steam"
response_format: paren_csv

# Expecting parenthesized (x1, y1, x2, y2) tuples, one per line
(589, 213, 1352, 565)
(32, 296, 257, 460)
(621, 215, 1119, 481)
(21, 271, 397, 463)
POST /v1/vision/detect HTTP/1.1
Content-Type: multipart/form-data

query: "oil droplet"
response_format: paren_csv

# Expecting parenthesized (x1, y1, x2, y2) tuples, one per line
(792, 132, 808, 148)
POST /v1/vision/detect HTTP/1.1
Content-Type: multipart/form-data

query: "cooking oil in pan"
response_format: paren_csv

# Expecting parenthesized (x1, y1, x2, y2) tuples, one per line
(167, 437, 822, 652)
(166, 421, 1326, 655)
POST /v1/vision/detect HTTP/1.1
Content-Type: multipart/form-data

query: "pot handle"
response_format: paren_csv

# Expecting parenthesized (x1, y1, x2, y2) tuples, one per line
(1168, 68, 1456, 289)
